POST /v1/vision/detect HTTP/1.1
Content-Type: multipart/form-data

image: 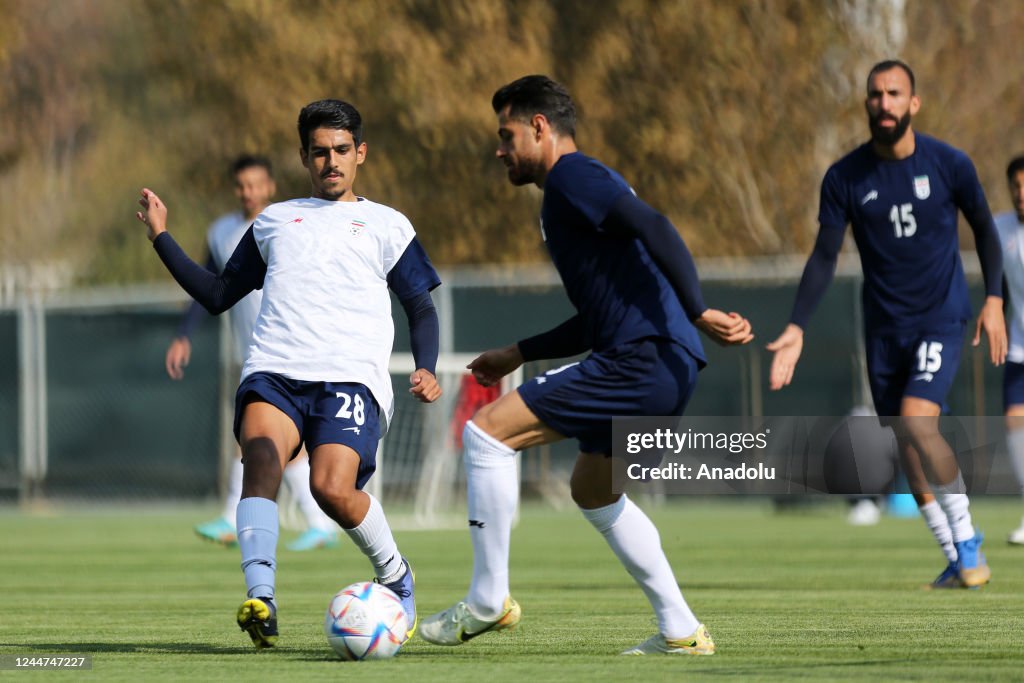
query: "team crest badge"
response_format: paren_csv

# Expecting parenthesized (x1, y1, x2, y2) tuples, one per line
(349, 220, 365, 236)
(913, 175, 930, 200)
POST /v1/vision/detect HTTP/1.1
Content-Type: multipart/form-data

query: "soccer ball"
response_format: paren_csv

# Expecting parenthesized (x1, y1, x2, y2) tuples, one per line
(324, 581, 408, 660)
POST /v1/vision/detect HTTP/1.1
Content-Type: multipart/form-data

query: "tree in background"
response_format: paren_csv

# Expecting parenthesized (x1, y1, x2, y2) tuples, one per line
(1, 0, 1023, 284)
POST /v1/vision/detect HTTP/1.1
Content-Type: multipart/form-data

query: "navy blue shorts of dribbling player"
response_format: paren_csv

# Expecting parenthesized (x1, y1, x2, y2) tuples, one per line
(865, 323, 964, 416)
(234, 372, 382, 490)
(1003, 360, 1024, 410)
(517, 337, 700, 454)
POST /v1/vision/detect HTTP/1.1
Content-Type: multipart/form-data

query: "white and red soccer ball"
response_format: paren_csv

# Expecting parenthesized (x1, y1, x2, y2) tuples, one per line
(324, 581, 408, 660)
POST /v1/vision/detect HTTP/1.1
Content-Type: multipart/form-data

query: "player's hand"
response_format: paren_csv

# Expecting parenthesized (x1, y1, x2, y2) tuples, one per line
(973, 295, 1007, 366)
(136, 188, 168, 241)
(766, 323, 804, 390)
(694, 309, 754, 346)
(165, 337, 191, 380)
(409, 368, 441, 403)
(468, 344, 524, 387)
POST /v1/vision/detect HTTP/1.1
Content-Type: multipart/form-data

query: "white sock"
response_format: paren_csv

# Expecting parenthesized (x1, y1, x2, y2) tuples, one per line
(344, 493, 404, 582)
(221, 458, 244, 525)
(936, 493, 974, 543)
(463, 420, 518, 619)
(237, 496, 278, 599)
(581, 495, 700, 639)
(282, 456, 336, 532)
(919, 500, 956, 562)
(1007, 428, 1024, 496)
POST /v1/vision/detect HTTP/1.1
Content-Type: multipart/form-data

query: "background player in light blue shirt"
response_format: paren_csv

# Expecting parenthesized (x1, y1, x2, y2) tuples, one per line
(768, 60, 1005, 589)
(994, 155, 1024, 544)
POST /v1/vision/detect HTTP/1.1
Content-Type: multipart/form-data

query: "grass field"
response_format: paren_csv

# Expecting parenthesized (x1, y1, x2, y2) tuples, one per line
(3, 498, 1024, 682)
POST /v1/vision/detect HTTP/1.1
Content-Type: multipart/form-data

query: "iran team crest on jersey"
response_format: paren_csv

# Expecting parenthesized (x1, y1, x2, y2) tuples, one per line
(350, 220, 365, 236)
(913, 175, 931, 200)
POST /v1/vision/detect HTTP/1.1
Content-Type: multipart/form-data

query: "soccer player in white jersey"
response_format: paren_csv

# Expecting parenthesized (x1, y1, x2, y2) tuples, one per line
(168, 155, 339, 552)
(768, 61, 1005, 588)
(136, 99, 442, 648)
(420, 75, 753, 655)
(995, 155, 1024, 544)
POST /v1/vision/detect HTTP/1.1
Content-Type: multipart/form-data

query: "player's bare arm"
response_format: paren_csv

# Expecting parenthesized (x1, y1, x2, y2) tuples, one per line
(468, 344, 524, 387)
(769, 216, 843, 391)
(973, 295, 1008, 366)
(136, 188, 168, 240)
(408, 369, 441, 403)
(165, 337, 191, 380)
(766, 323, 804, 391)
(694, 309, 754, 346)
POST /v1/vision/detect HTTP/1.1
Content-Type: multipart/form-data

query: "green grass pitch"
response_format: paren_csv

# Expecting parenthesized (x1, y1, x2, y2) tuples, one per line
(3, 498, 1024, 681)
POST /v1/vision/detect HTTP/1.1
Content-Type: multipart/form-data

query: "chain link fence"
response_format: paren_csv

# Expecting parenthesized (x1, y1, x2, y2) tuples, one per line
(1, 259, 1001, 502)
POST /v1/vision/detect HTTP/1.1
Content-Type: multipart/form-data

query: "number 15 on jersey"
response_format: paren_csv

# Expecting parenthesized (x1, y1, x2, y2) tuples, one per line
(890, 203, 917, 238)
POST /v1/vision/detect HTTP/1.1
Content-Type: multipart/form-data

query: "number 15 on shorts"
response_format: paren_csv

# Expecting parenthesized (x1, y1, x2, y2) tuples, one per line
(914, 340, 943, 380)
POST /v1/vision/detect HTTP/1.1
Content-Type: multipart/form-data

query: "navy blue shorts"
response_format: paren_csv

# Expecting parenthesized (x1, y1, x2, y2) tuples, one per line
(234, 372, 382, 490)
(1003, 361, 1024, 410)
(517, 337, 699, 454)
(865, 323, 964, 416)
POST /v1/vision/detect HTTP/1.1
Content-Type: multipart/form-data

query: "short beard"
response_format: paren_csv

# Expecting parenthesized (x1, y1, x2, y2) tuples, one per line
(315, 177, 349, 200)
(507, 158, 542, 186)
(320, 187, 347, 200)
(507, 169, 534, 186)
(869, 111, 912, 146)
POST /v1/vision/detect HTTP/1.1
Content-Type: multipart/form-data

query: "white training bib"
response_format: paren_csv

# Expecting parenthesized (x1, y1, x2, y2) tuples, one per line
(241, 197, 417, 428)
(996, 211, 1024, 363)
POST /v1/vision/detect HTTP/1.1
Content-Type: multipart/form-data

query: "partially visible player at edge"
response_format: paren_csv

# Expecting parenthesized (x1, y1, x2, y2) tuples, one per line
(767, 60, 1005, 588)
(136, 98, 442, 647)
(995, 154, 1024, 545)
(419, 75, 754, 655)
(167, 154, 339, 552)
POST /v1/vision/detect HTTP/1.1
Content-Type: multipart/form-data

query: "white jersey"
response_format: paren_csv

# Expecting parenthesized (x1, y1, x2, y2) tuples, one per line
(207, 211, 262, 364)
(241, 196, 418, 428)
(995, 210, 1024, 362)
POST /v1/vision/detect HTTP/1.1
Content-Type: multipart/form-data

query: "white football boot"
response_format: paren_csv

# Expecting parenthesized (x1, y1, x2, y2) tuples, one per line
(419, 596, 520, 645)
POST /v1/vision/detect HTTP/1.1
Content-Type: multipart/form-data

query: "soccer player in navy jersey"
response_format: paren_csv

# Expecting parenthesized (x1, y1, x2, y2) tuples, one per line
(767, 60, 1005, 588)
(419, 75, 753, 655)
(136, 99, 441, 647)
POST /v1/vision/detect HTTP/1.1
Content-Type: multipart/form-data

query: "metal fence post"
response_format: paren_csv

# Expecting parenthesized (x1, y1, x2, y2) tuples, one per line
(17, 293, 47, 501)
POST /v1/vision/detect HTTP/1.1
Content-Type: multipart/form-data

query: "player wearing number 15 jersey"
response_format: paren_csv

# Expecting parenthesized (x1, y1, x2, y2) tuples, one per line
(767, 60, 1005, 589)
(136, 99, 440, 647)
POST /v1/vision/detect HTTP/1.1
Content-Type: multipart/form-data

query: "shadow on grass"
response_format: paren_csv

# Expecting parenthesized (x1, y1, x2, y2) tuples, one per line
(0, 642, 330, 659)
(1, 642, 534, 664)
(0, 643, 935, 672)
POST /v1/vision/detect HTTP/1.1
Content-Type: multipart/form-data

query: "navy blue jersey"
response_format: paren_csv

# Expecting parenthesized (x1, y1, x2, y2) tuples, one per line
(819, 133, 995, 333)
(540, 152, 705, 363)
